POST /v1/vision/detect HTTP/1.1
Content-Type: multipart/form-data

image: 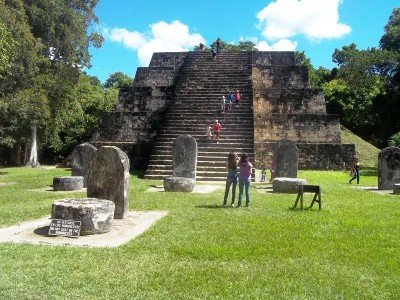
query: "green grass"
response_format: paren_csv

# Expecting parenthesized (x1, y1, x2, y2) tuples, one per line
(341, 126, 381, 169)
(1, 166, 400, 299)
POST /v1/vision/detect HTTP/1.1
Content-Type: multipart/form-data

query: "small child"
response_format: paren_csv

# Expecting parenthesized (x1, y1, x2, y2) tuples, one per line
(261, 168, 266, 182)
(206, 125, 212, 140)
(220, 96, 226, 114)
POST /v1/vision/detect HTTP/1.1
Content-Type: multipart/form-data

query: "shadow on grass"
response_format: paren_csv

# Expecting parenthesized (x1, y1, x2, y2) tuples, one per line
(0, 171, 8, 175)
(288, 206, 322, 212)
(132, 169, 146, 178)
(195, 204, 224, 209)
(361, 167, 378, 177)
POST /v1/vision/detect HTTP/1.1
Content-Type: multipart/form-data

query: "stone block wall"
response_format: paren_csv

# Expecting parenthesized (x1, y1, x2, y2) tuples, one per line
(253, 88, 326, 115)
(149, 52, 187, 68)
(255, 142, 355, 170)
(252, 66, 309, 90)
(134, 67, 180, 87)
(254, 113, 341, 143)
(252, 52, 296, 66)
(91, 112, 165, 168)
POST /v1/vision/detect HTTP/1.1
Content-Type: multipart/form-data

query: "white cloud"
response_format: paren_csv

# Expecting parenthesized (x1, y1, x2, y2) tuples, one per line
(257, 0, 351, 40)
(256, 39, 298, 51)
(104, 20, 206, 66)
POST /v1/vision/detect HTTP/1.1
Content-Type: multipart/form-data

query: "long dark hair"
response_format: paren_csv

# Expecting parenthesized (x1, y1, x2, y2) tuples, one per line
(239, 153, 248, 164)
(227, 152, 238, 169)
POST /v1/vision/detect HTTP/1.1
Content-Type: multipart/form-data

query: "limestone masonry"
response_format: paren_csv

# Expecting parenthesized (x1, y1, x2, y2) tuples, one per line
(91, 51, 355, 181)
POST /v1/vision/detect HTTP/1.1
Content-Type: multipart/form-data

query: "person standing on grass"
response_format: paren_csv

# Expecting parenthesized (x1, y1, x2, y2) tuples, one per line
(222, 152, 239, 207)
(238, 153, 253, 207)
(261, 167, 266, 182)
(349, 159, 361, 184)
(234, 89, 241, 107)
(268, 160, 275, 184)
(212, 120, 221, 143)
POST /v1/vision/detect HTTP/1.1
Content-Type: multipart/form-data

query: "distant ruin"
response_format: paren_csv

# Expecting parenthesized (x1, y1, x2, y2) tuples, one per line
(91, 51, 355, 180)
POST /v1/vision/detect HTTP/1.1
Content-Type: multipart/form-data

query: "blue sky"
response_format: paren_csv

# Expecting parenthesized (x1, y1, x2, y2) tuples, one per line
(86, 0, 399, 83)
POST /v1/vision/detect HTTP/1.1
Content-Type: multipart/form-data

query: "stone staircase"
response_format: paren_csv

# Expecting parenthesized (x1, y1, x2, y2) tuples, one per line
(144, 52, 255, 181)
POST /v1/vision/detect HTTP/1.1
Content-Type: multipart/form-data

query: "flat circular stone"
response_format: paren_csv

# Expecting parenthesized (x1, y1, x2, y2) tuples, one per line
(163, 176, 196, 193)
(51, 198, 115, 235)
(53, 176, 84, 191)
(273, 177, 307, 193)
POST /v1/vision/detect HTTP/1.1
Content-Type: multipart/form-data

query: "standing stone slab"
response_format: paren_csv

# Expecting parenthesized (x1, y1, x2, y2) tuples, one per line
(273, 139, 299, 178)
(71, 143, 97, 187)
(378, 147, 400, 190)
(172, 135, 197, 179)
(87, 146, 130, 219)
(394, 184, 400, 195)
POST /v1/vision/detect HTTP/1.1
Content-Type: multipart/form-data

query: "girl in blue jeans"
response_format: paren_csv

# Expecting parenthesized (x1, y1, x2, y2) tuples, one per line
(238, 153, 253, 207)
(223, 152, 239, 207)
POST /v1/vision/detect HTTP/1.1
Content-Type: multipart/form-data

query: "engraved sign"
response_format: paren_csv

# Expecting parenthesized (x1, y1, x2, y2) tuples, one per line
(48, 219, 81, 238)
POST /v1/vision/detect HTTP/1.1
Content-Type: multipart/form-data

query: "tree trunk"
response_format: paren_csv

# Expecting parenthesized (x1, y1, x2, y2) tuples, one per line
(26, 124, 40, 168)
(13, 142, 21, 166)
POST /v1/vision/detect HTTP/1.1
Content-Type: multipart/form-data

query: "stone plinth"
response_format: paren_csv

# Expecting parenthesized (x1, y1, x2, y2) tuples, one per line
(394, 184, 400, 195)
(71, 143, 97, 187)
(51, 198, 115, 235)
(163, 177, 195, 192)
(53, 176, 84, 191)
(273, 177, 307, 193)
(87, 146, 130, 219)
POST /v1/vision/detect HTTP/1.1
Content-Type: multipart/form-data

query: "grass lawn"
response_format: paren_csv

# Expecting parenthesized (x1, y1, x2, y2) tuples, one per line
(0, 166, 399, 299)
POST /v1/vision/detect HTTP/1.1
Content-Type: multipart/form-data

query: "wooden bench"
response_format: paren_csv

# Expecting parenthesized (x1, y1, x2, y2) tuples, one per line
(293, 185, 321, 210)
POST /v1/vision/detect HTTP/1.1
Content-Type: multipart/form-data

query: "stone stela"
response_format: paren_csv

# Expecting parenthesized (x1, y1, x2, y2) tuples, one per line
(48, 219, 81, 238)
(273, 139, 299, 178)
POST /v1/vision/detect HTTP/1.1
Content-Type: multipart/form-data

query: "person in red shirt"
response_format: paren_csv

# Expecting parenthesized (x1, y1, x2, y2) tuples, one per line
(212, 120, 221, 143)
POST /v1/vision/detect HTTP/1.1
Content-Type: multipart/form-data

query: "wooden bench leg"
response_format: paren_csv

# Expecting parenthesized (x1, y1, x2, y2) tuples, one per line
(294, 193, 301, 209)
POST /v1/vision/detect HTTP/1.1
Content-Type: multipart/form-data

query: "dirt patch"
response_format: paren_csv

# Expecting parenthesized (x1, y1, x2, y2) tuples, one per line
(0, 182, 16, 187)
(147, 184, 223, 194)
(0, 210, 167, 248)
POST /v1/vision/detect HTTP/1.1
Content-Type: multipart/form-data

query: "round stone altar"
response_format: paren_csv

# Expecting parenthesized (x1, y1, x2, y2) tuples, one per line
(272, 177, 307, 193)
(51, 198, 115, 235)
(163, 176, 196, 192)
(53, 176, 84, 191)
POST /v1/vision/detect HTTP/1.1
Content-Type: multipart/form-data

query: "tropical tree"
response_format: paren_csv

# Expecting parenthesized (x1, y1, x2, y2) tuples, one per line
(388, 132, 400, 147)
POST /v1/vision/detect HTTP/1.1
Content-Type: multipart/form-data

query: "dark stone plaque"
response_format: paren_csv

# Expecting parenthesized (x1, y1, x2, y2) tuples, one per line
(48, 219, 81, 238)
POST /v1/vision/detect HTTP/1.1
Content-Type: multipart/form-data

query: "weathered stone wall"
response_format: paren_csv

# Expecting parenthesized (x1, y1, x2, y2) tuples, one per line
(134, 67, 180, 87)
(254, 88, 326, 115)
(255, 142, 356, 170)
(148, 52, 187, 68)
(116, 86, 173, 112)
(254, 113, 341, 143)
(252, 66, 309, 90)
(252, 52, 296, 66)
(91, 112, 164, 168)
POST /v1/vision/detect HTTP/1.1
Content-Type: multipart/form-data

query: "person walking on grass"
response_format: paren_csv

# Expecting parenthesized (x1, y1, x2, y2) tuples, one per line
(349, 159, 361, 184)
(222, 152, 239, 207)
(238, 153, 253, 207)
